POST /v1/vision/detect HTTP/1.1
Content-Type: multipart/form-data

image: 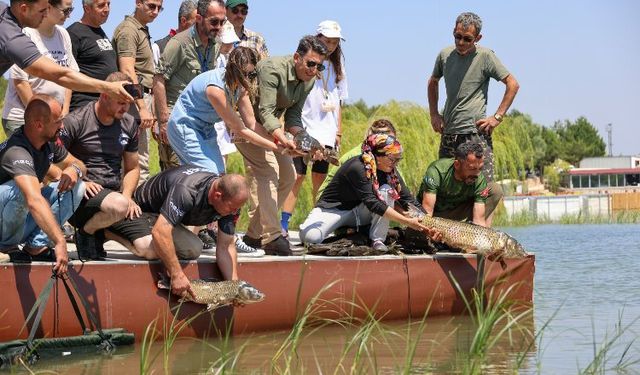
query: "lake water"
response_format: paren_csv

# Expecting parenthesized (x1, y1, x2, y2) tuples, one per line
(15, 224, 640, 374)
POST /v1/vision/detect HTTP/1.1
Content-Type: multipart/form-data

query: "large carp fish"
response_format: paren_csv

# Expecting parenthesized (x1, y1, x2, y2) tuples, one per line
(157, 274, 265, 311)
(293, 130, 340, 166)
(420, 215, 528, 259)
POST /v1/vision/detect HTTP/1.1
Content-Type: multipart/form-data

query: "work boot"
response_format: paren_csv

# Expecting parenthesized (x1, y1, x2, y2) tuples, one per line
(263, 235, 292, 256)
(76, 230, 106, 260)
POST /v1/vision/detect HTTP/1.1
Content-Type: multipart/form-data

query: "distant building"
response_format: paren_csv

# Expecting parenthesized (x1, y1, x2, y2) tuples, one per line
(566, 155, 640, 191)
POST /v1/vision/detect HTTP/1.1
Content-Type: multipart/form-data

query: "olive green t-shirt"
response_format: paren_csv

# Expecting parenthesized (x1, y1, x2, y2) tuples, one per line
(112, 15, 155, 88)
(417, 158, 489, 213)
(432, 46, 509, 134)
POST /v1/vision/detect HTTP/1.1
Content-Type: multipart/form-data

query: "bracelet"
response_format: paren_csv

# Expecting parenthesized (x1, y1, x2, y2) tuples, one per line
(70, 163, 83, 179)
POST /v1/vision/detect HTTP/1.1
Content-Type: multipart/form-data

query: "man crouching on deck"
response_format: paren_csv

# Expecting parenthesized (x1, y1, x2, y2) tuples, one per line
(108, 165, 248, 297)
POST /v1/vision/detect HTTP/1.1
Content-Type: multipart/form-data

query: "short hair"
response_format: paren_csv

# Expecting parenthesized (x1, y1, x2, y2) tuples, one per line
(197, 0, 224, 16)
(24, 94, 55, 125)
(296, 35, 328, 57)
(105, 71, 133, 83)
(454, 140, 484, 162)
(456, 12, 482, 35)
(178, 0, 197, 24)
(82, 0, 93, 5)
(367, 119, 397, 137)
(48, 0, 63, 6)
(217, 174, 248, 199)
(10, 0, 41, 4)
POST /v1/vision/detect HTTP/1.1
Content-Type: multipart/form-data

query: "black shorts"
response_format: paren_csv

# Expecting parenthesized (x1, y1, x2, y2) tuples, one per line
(68, 188, 114, 229)
(293, 156, 330, 175)
(109, 213, 158, 242)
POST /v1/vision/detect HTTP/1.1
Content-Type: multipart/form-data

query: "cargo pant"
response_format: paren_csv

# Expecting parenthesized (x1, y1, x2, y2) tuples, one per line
(235, 142, 296, 245)
(439, 132, 495, 181)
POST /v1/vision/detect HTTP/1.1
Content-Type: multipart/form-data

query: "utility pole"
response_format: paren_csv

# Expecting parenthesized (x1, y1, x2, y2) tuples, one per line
(606, 123, 613, 156)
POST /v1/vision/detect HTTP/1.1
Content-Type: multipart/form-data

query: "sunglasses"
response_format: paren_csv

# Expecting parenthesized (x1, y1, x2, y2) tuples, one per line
(231, 6, 248, 15)
(386, 155, 402, 164)
(305, 60, 326, 71)
(245, 70, 258, 79)
(56, 6, 74, 17)
(453, 33, 475, 43)
(208, 17, 226, 27)
(142, 1, 163, 12)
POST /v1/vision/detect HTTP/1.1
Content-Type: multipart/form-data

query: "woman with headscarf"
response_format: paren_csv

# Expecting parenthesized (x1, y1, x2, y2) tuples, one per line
(299, 134, 431, 250)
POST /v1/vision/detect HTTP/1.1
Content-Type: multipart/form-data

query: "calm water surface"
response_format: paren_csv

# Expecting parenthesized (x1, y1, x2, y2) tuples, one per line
(19, 224, 640, 374)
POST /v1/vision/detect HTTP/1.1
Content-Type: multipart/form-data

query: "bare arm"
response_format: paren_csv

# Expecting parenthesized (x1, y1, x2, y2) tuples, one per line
(121, 151, 141, 219)
(207, 86, 278, 151)
(472, 202, 487, 227)
(55, 153, 86, 193)
(119, 56, 154, 129)
(14, 79, 33, 107)
(427, 76, 443, 133)
(14, 175, 68, 274)
(215, 231, 238, 281)
(23, 56, 132, 102)
(151, 214, 195, 298)
(421, 192, 437, 217)
(152, 74, 170, 144)
(476, 74, 520, 134)
(62, 88, 72, 117)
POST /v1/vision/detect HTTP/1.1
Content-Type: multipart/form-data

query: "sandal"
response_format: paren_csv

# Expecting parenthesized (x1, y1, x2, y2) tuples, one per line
(27, 247, 56, 262)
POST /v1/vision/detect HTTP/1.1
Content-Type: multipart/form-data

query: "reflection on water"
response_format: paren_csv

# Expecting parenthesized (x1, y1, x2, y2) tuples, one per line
(11, 224, 640, 374)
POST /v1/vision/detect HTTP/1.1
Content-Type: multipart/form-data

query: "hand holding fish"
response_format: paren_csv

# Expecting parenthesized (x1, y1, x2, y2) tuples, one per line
(170, 272, 196, 299)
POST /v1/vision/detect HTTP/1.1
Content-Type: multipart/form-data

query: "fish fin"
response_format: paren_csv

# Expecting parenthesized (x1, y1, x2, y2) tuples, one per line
(157, 273, 170, 290)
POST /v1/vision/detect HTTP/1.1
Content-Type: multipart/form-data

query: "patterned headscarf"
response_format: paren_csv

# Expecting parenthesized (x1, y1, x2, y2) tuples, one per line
(361, 134, 403, 201)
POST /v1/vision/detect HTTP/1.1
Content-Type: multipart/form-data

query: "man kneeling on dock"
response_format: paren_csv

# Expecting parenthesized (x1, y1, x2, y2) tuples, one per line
(417, 141, 503, 227)
(108, 166, 248, 297)
(0, 95, 86, 273)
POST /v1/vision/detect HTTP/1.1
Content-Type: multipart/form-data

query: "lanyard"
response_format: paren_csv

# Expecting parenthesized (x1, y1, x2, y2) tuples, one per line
(320, 62, 332, 99)
(192, 27, 212, 72)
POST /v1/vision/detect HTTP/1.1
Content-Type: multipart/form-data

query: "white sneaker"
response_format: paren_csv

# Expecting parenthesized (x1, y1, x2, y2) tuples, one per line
(235, 236, 265, 257)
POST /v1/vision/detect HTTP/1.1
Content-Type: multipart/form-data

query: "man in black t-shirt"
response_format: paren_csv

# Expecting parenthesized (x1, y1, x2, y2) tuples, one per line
(67, 0, 118, 112)
(60, 72, 141, 260)
(0, 94, 86, 274)
(109, 166, 249, 298)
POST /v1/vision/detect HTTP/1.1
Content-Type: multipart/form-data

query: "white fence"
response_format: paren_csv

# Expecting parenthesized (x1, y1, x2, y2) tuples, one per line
(502, 194, 611, 220)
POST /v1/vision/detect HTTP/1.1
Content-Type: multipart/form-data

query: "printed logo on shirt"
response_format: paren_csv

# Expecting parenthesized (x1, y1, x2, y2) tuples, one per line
(0, 141, 7, 153)
(13, 159, 34, 167)
(182, 167, 207, 176)
(480, 187, 490, 198)
(48, 153, 54, 162)
(169, 200, 185, 218)
(96, 39, 114, 51)
(119, 132, 130, 146)
(426, 177, 435, 186)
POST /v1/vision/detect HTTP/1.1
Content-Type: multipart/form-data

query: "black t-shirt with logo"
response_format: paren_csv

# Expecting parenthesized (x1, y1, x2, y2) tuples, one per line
(59, 102, 138, 191)
(0, 128, 68, 184)
(67, 22, 118, 111)
(133, 165, 236, 235)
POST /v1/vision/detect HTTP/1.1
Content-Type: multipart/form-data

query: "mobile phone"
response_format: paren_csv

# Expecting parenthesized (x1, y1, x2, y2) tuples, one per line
(123, 83, 143, 99)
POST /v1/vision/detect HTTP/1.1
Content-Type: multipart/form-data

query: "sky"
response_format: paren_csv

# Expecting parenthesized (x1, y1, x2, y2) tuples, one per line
(65, 0, 639, 156)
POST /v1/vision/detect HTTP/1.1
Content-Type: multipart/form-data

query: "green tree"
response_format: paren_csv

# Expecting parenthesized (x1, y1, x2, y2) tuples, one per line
(553, 117, 606, 165)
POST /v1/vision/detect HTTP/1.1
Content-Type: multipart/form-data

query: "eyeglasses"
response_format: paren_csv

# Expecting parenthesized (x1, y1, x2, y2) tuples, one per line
(207, 17, 226, 27)
(453, 33, 475, 43)
(56, 6, 74, 17)
(142, 1, 163, 13)
(305, 60, 326, 72)
(231, 6, 248, 16)
(245, 70, 257, 79)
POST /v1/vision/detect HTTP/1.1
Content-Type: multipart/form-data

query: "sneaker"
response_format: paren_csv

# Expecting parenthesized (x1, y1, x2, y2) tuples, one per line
(371, 240, 388, 253)
(198, 228, 216, 250)
(76, 230, 106, 260)
(235, 236, 265, 257)
(263, 235, 292, 256)
(242, 235, 262, 249)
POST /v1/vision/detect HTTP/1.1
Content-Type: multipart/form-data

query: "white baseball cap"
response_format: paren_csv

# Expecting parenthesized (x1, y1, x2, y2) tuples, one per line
(316, 20, 345, 41)
(218, 21, 240, 44)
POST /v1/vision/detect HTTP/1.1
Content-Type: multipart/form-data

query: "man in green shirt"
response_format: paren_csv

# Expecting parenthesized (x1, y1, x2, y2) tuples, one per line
(417, 141, 502, 227)
(236, 35, 327, 256)
(153, 0, 224, 170)
(427, 12, 519, 182)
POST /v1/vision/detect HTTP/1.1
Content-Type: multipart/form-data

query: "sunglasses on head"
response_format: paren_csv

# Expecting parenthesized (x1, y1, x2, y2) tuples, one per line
(245, 70, 258, 79)
(208, 17, 226, 27)
(305, 60, 326, 71)
(57, 6, 74, 16)
(453, 33, 475, 43)
(231, 6, 248, 15)
(142, 1, 163, 12)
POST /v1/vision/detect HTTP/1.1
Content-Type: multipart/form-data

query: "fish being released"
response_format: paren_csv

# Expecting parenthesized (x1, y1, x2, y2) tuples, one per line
(157, 274, 265, 311)
(406, 204, 527, 259)
(293, 130, 340, 166)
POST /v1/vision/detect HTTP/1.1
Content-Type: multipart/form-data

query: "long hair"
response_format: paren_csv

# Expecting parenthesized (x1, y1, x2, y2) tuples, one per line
(324, 39, 344, 84)
(224, 47, 260, 103)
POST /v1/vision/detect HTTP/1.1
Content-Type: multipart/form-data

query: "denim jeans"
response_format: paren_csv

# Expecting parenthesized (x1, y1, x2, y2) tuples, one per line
(0, 180, 85, 248)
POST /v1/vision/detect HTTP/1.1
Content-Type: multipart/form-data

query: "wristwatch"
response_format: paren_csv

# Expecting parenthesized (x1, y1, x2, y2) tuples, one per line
(494, 113, 504, 122)
(71, 163, 83, 179)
